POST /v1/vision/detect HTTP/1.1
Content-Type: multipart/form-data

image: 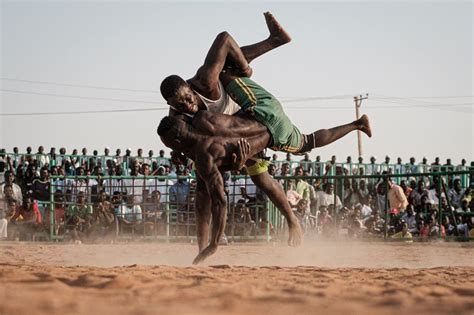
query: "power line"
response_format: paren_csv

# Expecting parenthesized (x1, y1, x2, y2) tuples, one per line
(1, 77, 159, 93)
(0, 107, 169, 116)
(0, 88, 164, 105)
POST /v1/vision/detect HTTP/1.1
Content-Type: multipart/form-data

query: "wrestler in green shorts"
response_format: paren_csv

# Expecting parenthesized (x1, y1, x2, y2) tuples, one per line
(226, 77, 306, 154)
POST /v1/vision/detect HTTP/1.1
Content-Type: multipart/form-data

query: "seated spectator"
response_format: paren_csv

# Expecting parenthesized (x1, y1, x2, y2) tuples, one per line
(314, 182, 342, 213)
(66, 191, 93, 242)
(116, 195, 143, 227)
(0, 198, 8, 240)
(43, 191, 67, 234)
(30, 167, 51, 218)
(348, 206, 366, 238)
(90, 190, 116, 239)
(10, 196, 43, 239)
(144, 190, 164, 222)
(391, 222, 413, 242)
(169, 166, 190, 209)
(317, 205, 333, 236)
(448, 178, 465, 209)
(401, 205, 417, 233)
(344, 180, 364, 207)
(0, 171, 23, 204)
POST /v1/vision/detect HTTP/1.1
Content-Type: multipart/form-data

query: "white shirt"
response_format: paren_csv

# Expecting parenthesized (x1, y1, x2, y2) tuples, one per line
(194, 80, 240, 115)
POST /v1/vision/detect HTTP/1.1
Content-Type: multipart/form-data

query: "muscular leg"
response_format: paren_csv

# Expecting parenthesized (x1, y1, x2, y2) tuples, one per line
(195, 176, 211, 253)
(240, 12, 292, 63)
(249, 171, 302, 246)
(301, 115, 372, 152)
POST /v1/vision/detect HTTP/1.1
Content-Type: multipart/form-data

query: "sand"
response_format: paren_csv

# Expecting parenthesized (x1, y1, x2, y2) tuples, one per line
(1, 241, 473, 315)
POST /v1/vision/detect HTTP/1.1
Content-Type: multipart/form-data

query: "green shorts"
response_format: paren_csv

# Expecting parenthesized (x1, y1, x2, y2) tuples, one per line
(226, 77, 304, 153)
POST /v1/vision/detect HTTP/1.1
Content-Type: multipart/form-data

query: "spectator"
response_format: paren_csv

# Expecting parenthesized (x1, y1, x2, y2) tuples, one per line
(387, 178, 408, 212)
(400, 180, 412, 199)
(169, 166, 190, 207)
(156, 149, 170, 168)
(31, 167, 50, 202)
(291, 166, 311, 213)
(401, 204, 417, 233)
(0, 171, 23, 204)
(116, 195, 143, 225)
(0, 198, 9, 240)
(44, 191, 67, 234)
(344, 180, 364, 207)
(299, 153, 312, 175)
(11, 196, 43, 237)
(391, 222, 413, 241)
(66, 191, 93, 241)
(317, 205, 333, 235)
(36, 146, 49, 168)
(314, 182, 342, 213)
(91, 190, 116, 238)
(448, 178, 465, 209)
(419, 157, 429, 173)
(145, 150, 154, 166)
(135, 148, 145, 166)
(407, 157, 418, 174)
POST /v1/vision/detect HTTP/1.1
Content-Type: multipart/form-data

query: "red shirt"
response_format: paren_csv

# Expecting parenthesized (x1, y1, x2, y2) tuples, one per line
(12, 201, 42, 224)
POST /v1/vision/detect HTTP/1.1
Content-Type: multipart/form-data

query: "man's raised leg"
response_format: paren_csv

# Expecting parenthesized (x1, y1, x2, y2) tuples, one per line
(302, 114, 372, 152)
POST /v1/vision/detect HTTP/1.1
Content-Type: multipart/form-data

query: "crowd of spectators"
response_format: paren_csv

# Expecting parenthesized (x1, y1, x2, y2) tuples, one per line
(0, 146, 472, 242)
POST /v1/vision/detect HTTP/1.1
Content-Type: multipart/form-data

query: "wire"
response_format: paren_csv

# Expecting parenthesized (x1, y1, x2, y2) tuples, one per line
(0, 107, 169, 116)
(1, 77, 159, 93)
(0, 88, 164, 105)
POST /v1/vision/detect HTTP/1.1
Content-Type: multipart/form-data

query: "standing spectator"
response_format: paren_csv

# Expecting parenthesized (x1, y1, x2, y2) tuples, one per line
(394, 157, 405, 176)
(135, 148, 145, 166)
(431, 157, 441, 172)
(123, 148, 133, 172)
(145, 150, 155, 166)
(407, 157, 418, 174)
(366, 156, 379, 176)
(114, 148, 123, 166)
(455, 159, 468, 188)
(292, 166, 311, 213)
(0, 171, 23, 204)
(387, 178, 408, 212)
(299, 153, 312, 175)
(12, 147, 21, 169)
(419, 157, 429, 173)
(271, 154, 281, 175)
(157, 149, 170, 168)
(380, 155, 391, 173)
(36, 146, 50, 168)
(48, 147, 57, 167)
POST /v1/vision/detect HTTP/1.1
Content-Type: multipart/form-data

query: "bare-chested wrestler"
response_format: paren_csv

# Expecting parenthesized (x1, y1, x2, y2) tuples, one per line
(157, 110, 370, 264)
(160, 12, 305, 254)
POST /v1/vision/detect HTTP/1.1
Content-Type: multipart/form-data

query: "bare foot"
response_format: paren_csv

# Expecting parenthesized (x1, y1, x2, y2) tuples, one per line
(192, 245, 218, 265)
(264, 11, 291, 46)
(357, 114, 372, 138)
(287, 220, 303, 247)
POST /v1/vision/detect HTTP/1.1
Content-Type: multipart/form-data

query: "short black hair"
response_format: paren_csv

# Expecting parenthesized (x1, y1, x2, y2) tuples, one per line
(160, 75, 187, 100)
(157, 116, 174, 137)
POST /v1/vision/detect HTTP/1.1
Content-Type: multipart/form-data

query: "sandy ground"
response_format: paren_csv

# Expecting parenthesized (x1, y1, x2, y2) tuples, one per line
(0, 241, 473, 315)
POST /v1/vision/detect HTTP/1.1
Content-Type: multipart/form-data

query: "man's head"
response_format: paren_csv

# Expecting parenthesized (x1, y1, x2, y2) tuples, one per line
(13, 147, 18, 154)
(397, 157, 402, 164)
(59, 147, 66, 155)
(77, 191, 86, 206)
(281, 163, 290, 175)
(142, 163, 150, 176)
(324, 182, 334, 194)
(157, 116, 192, 152)
(82, 147, 87, 155)
(26, 146, 32, 154)
(137, 148, 143, 156)
(40, 167, 49, 181)
(161, 75, 199, 115)
(268, 164, 276, 176)
(104, 147, 110, 155)
(38, 146, 44, 154)
(385, 155, 390, 164)
(116, 148, 121, 156)
(346, 156, 352, 163)
(148, 150, 154, 157)
(294, 166, 303, 177)
(358, 156, 363, 163)
(4, 171, 14, 184)
(159, 150, 165, 157)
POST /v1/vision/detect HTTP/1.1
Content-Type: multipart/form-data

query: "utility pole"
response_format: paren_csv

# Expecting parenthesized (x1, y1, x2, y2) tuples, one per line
(354, 93, 368, 158)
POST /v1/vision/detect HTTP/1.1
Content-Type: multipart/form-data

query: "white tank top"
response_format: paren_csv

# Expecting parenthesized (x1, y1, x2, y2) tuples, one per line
(194, 81, 241, 115)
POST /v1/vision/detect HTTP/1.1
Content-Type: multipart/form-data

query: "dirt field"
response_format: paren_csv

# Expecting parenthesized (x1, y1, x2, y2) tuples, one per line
(1, 241, 473, 315)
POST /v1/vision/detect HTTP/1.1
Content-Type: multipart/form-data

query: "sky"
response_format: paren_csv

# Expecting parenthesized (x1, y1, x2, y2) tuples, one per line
(1, 0, 472, 164)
